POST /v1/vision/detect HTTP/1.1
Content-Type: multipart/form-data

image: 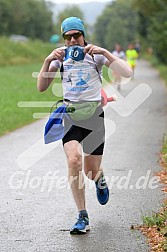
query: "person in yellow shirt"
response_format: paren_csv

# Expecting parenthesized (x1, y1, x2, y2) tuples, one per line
(126, 43, 138, 78)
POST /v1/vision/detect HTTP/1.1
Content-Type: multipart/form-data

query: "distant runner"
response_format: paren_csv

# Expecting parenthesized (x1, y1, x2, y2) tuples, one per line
(126, 43, 138, 78)
(112, 44, 126, 90)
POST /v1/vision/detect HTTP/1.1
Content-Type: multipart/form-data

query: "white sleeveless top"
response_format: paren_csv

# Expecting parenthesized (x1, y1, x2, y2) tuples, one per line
(50, 53, 107, 102)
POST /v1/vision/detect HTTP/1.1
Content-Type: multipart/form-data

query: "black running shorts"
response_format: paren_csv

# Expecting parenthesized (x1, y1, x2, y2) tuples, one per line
(62, 106, 105, 155)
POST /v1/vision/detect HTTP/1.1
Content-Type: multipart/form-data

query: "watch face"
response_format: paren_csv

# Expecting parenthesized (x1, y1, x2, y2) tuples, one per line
(65, 46, 85, 61)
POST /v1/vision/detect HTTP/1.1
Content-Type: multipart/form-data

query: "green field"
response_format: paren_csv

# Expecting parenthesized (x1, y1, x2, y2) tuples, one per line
(0, 37, 56, 66)
(0, 37, 60, 136)
(0, 63, 63, 136)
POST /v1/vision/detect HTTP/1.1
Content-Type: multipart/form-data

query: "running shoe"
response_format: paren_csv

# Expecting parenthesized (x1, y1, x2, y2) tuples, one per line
(95, 173, 109, 205)
(70, 213, 90, 234)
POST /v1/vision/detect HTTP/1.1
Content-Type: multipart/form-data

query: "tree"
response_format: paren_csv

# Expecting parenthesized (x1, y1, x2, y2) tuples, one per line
(0, 0, 54, 41)
(0, 0, 12, 34)
(94, 6, 112, 48)
(94, 0, 138, 51)
(132, 0, 167, 63)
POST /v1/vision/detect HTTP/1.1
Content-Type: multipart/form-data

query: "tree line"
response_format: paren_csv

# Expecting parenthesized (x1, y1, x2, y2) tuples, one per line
(94, 0, 167, 64)
(0, 0, 166, 63)
(0, 0, 53, 41)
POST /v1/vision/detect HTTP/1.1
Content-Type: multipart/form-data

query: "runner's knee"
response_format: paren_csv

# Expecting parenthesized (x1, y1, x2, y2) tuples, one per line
(68, 155, 82, 170)
(85, 168, 101, 181)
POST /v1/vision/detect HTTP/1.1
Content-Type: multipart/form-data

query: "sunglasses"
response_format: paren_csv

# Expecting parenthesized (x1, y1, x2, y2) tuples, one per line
(63, 32, 83, 41)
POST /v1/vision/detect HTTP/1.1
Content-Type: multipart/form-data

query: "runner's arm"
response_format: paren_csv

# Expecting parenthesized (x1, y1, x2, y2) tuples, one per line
(84, 44, 132, 78)
(37, 48, 65, 92)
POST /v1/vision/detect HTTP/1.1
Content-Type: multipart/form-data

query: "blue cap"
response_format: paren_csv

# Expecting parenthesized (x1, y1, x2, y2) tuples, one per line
(61, 17, 86, 37)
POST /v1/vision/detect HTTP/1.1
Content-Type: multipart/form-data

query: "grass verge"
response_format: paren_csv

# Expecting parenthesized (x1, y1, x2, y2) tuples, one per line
(133, 135, 167, 251)
(143, 53, 167, 87)
(0, 63, 62, 136)
(0, 37, 64, 136)
(0, 36, 55, 66)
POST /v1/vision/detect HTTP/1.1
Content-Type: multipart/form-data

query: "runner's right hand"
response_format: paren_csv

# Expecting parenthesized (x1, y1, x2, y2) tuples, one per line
(45, 47, 66, 63)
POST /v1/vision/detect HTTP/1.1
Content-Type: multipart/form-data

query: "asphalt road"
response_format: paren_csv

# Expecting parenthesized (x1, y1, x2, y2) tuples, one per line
(0, 59, 167, 252)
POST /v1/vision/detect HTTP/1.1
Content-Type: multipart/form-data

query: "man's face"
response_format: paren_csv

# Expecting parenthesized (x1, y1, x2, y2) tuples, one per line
(63, 30, 85, 47)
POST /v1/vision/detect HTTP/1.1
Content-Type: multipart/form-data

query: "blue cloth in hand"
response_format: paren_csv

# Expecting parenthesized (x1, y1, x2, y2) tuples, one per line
(44, 104, 67, 144)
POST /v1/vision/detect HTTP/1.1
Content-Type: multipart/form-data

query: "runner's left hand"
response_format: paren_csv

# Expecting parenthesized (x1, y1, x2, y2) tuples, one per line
(84, 44, 106, 56)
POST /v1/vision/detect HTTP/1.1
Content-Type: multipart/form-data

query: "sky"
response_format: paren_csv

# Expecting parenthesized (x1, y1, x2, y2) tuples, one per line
(46, 0, 110, 3)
